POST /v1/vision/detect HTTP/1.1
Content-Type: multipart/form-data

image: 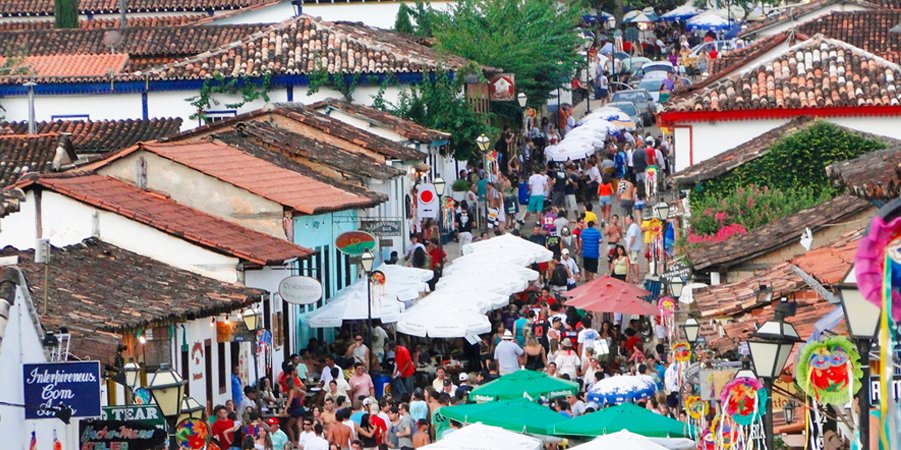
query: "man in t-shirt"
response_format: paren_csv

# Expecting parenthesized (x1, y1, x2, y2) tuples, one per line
(632, 145, 648, 186)
(531, 310, 550, 351)
(624, 215, 643, 282)
(392, 341, 415, 397)
(521, 167, 549, 225)
(347, 362, 375, 400)
(579, 221, 603, 281)
(211, 405, 240, 449)
(563, 165, 579, 218)
(493, 330, 524, 375)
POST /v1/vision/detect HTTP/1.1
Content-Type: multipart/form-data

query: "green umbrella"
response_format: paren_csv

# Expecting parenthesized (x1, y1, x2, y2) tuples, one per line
(468, 370, 580, 402)
(438, 398, 569, 434)
(548, 402, 688, 438)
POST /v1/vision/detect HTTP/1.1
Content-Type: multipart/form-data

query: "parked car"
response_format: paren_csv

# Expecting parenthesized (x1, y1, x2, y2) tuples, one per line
(611, 89, 656, 126)
(636, 61, 675, 78)
(689, 40, 738, 57)
(605, 101, 644, 131)
(621, 56, 652, 74)
(636, 76, 694, 103)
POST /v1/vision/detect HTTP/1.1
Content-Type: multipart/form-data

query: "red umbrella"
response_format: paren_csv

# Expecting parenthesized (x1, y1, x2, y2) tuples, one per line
(564, 275, 650, 299)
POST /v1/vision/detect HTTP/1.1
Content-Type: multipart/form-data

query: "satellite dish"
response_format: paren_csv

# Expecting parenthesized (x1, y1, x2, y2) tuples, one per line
(102, 30, 124, 52)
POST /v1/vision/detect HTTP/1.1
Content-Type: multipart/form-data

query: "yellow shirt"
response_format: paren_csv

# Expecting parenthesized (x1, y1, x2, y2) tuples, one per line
(583, 211, 599, 225)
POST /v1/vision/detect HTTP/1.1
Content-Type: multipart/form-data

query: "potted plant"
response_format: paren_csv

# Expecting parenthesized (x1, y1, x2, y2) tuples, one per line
(451, 178, 470, 201)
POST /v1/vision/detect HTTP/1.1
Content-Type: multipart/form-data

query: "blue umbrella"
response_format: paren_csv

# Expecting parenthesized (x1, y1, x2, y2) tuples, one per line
(660, 5, 701, 22)
(685, 11, 735, 32)
(586, 375, 658, 406)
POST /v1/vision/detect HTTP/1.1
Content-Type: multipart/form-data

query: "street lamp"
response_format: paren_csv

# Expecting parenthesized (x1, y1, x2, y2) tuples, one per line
(681, 317, 700, 345)
(124, 359, 141, 388)
(734, 358, 757, 380)
(837, 265, 880, 448)
(242, 305, 262, 411)
(434, 176, 447, 250)
(582, 36, 593, 114)
(669, 276, 685, 298)
(653, 201, 670, 221)
(783, 400, 798, 425)
(755, 284, 773, 305)
(361, 249, 376, 352)
(178, 396, 205, 422)
(747, 308, 801, 450)
(147, 363, 186, 449)
(517, 92, 527, 108)
(476, 134, 491, 153)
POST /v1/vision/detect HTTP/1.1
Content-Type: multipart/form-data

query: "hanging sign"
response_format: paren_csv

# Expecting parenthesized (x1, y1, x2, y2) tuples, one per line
(417, 183, 439, 220)
(278, 275, 323, 305)
(23, 361, 101, 419)
(335, 230, 377, 256)
(488, 73, 515, 101)
(101, 405, 167, 431)
(79, 419, 167, 450)
(662, 261, 691, 281)
(360, 219, 403, 236)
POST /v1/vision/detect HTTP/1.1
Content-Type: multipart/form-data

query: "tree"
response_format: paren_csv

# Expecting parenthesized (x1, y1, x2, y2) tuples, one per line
(54, 0, 78, 29)
(394, 3, 415, 34)
(432, 0, 583, 108)
(374, 69, 496, 162)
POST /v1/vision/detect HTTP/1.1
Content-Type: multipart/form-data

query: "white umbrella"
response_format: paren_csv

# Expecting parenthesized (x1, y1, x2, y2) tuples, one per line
(462, 233, 553, 265)
(416, 288, 511, 314)
(395, 299, 492, 338)
(660, 4, 700, 21)
(544, 142, 597, 163)
(586, 375, 658, 405)
(685, 10, 734, 31)
(623, 10, 652, 24)
(570, 430, 670, 450)
(307, 264, 433, 327)
(582, 108, 637, 131)
(422, 423, 542, 450)
(648, 437, 697, 450)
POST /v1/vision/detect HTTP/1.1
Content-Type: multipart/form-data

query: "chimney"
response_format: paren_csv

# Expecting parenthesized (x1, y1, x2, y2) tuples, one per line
(23, 82, 37, 135)
(119, 0, 127, 29)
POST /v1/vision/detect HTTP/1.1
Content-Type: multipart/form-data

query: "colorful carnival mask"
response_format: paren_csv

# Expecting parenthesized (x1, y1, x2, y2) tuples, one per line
(796, 336, 862, 406)
(685, 395, 709, 421)
(720, 377, 767, 426)
(672, 341, 692, 363)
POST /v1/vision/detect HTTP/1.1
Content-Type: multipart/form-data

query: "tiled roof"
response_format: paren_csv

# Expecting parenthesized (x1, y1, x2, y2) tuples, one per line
(688, 194, 871, 271)
(740, 0, 886, 38)
(0, 53, 129, 83)
(0, 118, 183, 154)
(666, 36, 901, 113)
(143, 15, 471, 80)
(310, 98, 451, 143)
(0, 133, 75, 187)
(670, 117, 900, 186)
(0, 15, 205, 31)
(0, 188, 25, 218)
(827, 146, 901, 199)
(0, 0, 269, 16)
(707, 34, 795, 77)
(4, 238, 264, 363)
(798, 11, 901, 63)
(217, 121, 403, 180)
(85, 140, 380, 213)
(671, 116, 815, 186)
(17, 174, 313, 265)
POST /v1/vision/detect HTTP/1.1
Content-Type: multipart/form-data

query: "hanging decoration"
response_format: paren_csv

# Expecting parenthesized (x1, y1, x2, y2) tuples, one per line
(174, 418, 211, 449)
(369, 269, 387, 308)
(671, 340, 692, 389)
(658, 296, 677, 342)
(718, 377, 767, 450)
(441, 196, 456, 233)
(796, 336, 862, 405)
(710, 415, 740, 450)
(854, 202, 901, 450)
(684, 395, 708, 439)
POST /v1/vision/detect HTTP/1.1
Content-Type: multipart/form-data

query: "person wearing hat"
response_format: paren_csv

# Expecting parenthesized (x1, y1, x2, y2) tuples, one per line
(493, 330, 524, 375)
(554, 339, 581, 380)
(560, 248, 580, 290)
(266, 418, 289, 450)
(455, 372, 474, 398)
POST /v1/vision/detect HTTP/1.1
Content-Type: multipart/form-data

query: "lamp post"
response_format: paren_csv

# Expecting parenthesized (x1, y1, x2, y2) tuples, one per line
(517, 92, 527, 108)
(837, 265, 880, 449)
(783, 400, 798, 425)
(518, 92, 529, 132)
(434, 176, 447, 253)
(123, 359, 141, 404)
(178, 396, 205, 423)
(361, 249, 376, 351)
(747, 310, 801, 450)
(669, 276, 685, 298)
(241, 305, 262, 411)
(146, 363, 186, 450)
(681, 317, 700, 345)
(582, 36, 593, 114)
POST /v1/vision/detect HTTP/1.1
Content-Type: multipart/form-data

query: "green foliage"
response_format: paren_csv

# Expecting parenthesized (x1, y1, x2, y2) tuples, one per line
(54, 0, 79, 29)
(306, 55, 362, 101)
(693, 121, 889, 203)
(690, 185, 835, 236)
(452, 178, 471, 191)
(394, 3, 415, 34)
(432, 0, 584, 108)
(186, 73, 272, 121)
(375, 69, 496, 162)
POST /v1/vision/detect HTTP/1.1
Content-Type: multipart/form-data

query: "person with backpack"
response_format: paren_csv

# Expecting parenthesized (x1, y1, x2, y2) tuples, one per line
(548, 259, 569, 294)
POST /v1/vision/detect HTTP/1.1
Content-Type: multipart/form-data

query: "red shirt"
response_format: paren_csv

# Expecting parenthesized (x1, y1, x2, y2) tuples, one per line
(395, 345, 415, 377)
(211, 418, 235, 448)
(428, 246, 446, 269)
(626, 335, 642, 354)
(370, 415, 388, 445)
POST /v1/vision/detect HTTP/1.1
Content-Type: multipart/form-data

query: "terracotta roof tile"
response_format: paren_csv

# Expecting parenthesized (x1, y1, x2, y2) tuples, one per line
(667, 35, 901, 113)
(0, 15, 205, 31)
(826, 145, 901, 199)
(689, 195, 872, 271)
(19, 174, 312, 264)
(0, 0, 269, 16)
(310, 98, 450, 143)
(0, 134, 73, 186)
(798, 11, 901, 63)
(740, 0, 888, 38)
(93, 140, 379, 213)
(670, 117, 899, 186)
(218, 121, 403, 180)
(3, 238, 264, 363)
(0, 53, 128, 82)
(143, 15, 472, 81)
(0, 118, 183, 154)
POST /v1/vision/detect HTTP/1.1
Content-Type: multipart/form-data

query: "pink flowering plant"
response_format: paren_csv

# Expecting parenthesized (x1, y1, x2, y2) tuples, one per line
(688, 186, 832, 242)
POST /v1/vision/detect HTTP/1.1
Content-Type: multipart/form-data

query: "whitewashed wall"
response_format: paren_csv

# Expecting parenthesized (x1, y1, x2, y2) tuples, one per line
(213, 0, 454, 30)
(1, 92, 144, 123)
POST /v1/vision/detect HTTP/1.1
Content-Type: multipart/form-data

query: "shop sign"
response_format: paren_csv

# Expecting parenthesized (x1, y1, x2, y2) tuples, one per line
(79, 419, 167, 450)
(101, 405, 167, 431)
(488, 74, 515, 101)
(869, 374, 901, 406)
(278, 276, 323, 305)
(335, 230, 377, 256)
(23, 361, 101, 419)
(360, 219, 402, 236)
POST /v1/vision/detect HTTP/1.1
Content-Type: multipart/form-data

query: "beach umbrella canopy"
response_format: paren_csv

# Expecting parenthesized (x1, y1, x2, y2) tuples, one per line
(421, 423, 542, 450)
(462, 233, 553, 265)
(468, 370, 580, 402)
(623, 10, 652, 24)
(418, 288, 510, 314)
(437, 398, 569, 435)
(564, 275, 651, 299)
(307, 264, 433, 327)
(685, 11, 734, 31)
(563, 276, 656, 315)
(396, 299, 491, 338)
(660, 4, 700, 21)
(568, 430, 673, 450)
(549, 403, 687, 438)
(586, 375, 658, 405)
(582, 108, 638, 131)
